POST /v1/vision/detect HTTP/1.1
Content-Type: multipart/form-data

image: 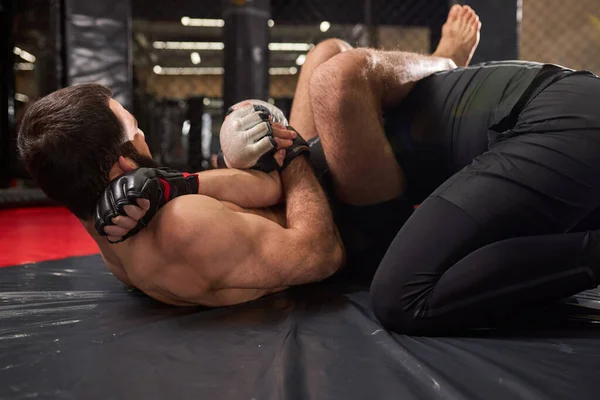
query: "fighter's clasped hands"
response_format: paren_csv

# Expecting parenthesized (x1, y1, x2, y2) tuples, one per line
(217, 99, 306, 172)
(94, 100, 308, 242)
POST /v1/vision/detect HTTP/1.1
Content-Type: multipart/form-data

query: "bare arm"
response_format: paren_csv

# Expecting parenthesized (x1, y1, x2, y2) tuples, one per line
(197, 168, 282, 208)
(144, 156, 343, 306)
(198, 156, 343, 288)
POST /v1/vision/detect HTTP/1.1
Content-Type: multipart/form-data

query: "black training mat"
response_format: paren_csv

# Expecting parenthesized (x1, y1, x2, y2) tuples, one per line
(1, 255, 600, 399)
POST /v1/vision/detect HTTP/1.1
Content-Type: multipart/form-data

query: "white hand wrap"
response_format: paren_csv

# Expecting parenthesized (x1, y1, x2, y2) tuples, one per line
(219, 103, 278, 169)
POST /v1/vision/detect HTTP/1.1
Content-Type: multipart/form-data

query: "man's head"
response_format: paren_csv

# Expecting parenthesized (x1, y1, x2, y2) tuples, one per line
(18, 84, 160, 220)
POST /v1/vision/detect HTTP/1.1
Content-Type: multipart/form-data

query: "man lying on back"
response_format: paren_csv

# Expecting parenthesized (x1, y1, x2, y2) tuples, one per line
(18, 88, 344, 306)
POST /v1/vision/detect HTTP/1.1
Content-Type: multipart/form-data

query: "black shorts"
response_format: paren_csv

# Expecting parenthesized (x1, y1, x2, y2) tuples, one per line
(434, 72, 600, 239)
(307, 139, 414, 282)
(389, 64, 600, 240)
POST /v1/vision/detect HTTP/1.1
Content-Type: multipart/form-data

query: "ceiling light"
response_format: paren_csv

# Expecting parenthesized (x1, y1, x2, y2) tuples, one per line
(190, 52, 201, 65)
(203, 98, 211, 106)
(153, 67, 224, 75)
(14, 63, 35, 71)
(153, 65, 163, 74)
(268, 19, 275, 28)
(295, 54, 306, 66)
(14, 47, 36, 63)
(268, 43, 313, 51)
(181, 18, 225, 27)
(15, 93, 30, 102)
(182, 120, 191, 136)
(269, 67, 298, 75)
(319, 21, 331, 32)
(153, 41, 225, 50)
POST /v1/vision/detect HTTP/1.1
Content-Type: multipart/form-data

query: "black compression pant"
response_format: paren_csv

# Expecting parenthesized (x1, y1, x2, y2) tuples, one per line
(370, 73, 600, 335)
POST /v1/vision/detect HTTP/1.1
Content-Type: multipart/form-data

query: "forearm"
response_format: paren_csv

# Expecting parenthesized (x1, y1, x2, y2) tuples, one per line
(196, 168, 282, 208)
(280, 157, 343, 270)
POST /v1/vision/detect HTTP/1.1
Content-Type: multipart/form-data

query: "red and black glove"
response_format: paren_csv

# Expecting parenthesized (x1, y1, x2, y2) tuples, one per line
(94, 167, 199, 243)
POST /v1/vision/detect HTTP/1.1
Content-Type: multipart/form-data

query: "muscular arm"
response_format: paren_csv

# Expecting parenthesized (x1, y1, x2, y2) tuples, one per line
(141, 157, 343, 306)
(196, 168, 282, 208)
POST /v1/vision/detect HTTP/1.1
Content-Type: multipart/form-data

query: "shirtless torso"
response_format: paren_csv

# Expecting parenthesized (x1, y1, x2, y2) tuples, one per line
(86, 157, 344, 307)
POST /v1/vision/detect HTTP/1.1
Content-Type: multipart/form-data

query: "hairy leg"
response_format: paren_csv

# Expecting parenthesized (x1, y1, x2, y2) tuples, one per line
(289, 39, 352, 140)
(309, 6, 481, 205)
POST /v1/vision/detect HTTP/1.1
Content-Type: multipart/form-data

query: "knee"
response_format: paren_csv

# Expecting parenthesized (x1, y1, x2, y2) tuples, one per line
(309, 48, 379, 109)
(369, 272, 424, 335)
(370, 287, 411, 334)
(306, 38, 353, 65)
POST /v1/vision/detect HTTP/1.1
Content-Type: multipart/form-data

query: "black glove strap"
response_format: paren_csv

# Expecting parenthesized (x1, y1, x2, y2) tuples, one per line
(280, 126, 310, 171)
(216, 151, 227, 169)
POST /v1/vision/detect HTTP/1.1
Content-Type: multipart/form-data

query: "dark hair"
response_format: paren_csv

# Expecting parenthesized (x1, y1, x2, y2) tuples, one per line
(18, 84, 125, 220)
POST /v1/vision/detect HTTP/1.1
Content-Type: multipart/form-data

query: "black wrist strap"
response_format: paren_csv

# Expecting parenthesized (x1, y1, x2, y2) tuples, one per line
(216, 151, 227, 169)
(280, 126, 310, 171)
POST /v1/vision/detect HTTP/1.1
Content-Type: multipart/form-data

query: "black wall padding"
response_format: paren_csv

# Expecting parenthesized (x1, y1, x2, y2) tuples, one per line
(0, 0, 14, 188)
(463, 0, 519, 63)
(222, 0, 270, 111)
(186, 97, 205, 172)
(63, 0, 132, 110)
(0, 188, 56, 209)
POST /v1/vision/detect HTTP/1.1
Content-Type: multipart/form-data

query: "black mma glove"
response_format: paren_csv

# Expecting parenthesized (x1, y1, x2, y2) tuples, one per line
(94, 167, 199, 243)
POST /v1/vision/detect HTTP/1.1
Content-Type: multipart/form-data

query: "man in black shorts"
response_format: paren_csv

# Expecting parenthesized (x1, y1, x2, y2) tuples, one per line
(98, 4, 600, 335)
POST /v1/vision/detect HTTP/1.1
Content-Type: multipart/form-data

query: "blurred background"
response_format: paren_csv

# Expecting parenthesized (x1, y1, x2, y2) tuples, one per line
(1, 0, 599, 200)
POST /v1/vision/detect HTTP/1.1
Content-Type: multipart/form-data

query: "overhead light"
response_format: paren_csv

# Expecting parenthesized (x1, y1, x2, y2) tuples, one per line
(14, 63, 35, 71)
(153, 65, 163, 74)
(269, 43, 313, 51)
(269, 67, 298, 75)
(203, 98, 211, 106)
(154, 67, 224, 75)
(14, 47, 36, 63)
(319, 21, 331, 32)
(190, 52, 201, 65)
(182, 120, 191, 136)
(153, 41, 225, 50)
(15, 93, 30, 102)
(181, 17, 224, 27)
(268, 19, 275, 28)
(295, 54, 306, 66)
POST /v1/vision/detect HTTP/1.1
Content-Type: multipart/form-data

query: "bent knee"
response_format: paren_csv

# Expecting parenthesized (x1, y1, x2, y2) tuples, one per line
(370, 290, 414, 334)
(370, 274, 431, 335)
(309, 38, 353, 60)
(309, 48, 379, 107)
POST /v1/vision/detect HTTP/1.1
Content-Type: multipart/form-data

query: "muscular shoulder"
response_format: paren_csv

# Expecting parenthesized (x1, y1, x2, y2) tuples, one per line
(152, 195, 227, 254)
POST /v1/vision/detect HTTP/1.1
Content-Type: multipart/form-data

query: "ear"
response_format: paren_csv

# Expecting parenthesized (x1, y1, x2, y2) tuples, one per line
(118, 156, 137, 172)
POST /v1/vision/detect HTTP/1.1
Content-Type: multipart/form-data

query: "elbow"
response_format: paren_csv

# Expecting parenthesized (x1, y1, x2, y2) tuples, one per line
(313, 233, 345, 280)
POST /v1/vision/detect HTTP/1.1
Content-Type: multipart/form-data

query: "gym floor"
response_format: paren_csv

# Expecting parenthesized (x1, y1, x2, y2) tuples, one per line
(0, 207, 98, 267)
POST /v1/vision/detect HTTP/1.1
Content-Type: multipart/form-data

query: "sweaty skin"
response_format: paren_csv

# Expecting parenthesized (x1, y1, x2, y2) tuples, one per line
(81, 100, 343, 306)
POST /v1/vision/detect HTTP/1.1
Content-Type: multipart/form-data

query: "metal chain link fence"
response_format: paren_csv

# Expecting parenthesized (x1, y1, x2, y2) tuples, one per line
(520, 0, 600, 74)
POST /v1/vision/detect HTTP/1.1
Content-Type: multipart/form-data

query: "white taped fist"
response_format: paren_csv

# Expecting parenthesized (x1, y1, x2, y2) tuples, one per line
(219, 100, 287, 169)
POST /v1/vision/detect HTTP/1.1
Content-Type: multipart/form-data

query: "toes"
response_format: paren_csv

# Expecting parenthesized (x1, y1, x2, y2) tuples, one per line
(449, 4, 461, 20)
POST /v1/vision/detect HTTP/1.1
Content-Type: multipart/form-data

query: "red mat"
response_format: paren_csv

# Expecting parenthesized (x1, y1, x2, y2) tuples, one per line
(0, 207, 99, 267)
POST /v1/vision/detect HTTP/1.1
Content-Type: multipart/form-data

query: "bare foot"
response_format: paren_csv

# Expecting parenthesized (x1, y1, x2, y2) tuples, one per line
(432, 4, 481, 67)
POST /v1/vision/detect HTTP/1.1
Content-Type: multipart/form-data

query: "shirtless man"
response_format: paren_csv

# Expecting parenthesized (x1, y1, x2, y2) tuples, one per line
(18, 7, 483, 309)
